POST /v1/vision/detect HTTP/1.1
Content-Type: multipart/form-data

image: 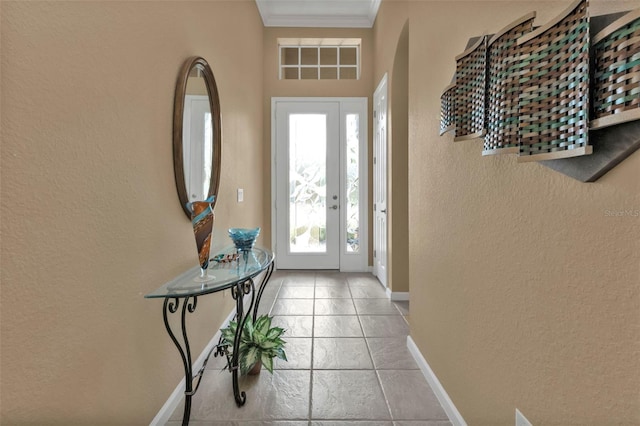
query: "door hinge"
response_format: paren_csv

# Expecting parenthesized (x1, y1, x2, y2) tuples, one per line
(374, 110, 377, 118)
(374, 203, 376, 212)
(373, 156, 377, 165)
(374, 249, 377, 258)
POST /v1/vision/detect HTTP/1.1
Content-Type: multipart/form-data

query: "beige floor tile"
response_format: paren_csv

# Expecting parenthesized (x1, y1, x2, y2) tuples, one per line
(166, 421, 237, 425)
(256, 301, 274, 316)
(271, 316, 313, 337)
(204, 348, 230, 371)
(315, 286, 352, 298)
(242, 423, 309, 426)
(167, 269, 451, 424)
(282, 272, 316, 286)
(268, 270, 287, 280)
(366, 338, 419, 370)
(175, 370, 310, 421)
(274, 337, 311, 369)
(354, 299, 402, 315)
(312, 422, 393, 426)
(315, 298, 356, 315)
(278, 286, 315, 299)
(347, 274, 382, 287)
(313, 338, 373, 369)
(393, 301, 409, 316)
(349, 285, 388, 298)
(260, 283, 282, 299)
(314, 316, 363, 337)
(378, 371, 448, 421)
(271, 299, 314, 315)
(167, 422, 309, 426)
(311, 370, 391, 420)
(315, 274, 349, 286)
(359, 316, 409, 337)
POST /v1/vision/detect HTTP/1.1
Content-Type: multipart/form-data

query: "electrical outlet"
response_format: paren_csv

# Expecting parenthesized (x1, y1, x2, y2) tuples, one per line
(516, 409, 533, 426)
(237, 188, 244, 202)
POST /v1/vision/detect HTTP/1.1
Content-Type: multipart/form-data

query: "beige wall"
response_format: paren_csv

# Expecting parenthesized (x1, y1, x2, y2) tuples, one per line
(262, 27, 374, 262)
(374, 0, 640, 424)
(1, 1, 264, 424)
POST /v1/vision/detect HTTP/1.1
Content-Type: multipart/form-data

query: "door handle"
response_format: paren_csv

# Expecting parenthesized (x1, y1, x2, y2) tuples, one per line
(331, 205, 338, 210)
(380, 209, 387, 213)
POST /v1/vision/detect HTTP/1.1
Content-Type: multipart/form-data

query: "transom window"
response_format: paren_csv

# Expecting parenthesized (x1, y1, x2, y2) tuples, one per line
(278, 38, 361, 80)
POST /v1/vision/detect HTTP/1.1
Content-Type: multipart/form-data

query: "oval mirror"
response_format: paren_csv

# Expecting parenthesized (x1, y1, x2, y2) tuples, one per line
(173, 56, 221, 218)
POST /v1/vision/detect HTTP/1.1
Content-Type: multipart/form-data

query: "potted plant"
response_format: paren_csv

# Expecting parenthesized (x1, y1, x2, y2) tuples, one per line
(220, 314, 287, 375)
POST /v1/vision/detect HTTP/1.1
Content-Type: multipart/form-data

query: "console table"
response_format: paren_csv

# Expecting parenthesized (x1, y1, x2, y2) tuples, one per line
(145, 246, 275, 426)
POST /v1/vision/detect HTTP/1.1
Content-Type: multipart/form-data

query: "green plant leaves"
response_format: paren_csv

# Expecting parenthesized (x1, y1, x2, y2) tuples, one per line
(266, 326, 284, 340)
(261, 353, 274, 373)
(241, 346, 261, 376)
(219, 314, 288, 376)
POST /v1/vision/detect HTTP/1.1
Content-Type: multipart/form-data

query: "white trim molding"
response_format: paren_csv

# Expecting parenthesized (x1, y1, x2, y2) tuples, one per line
(149, 308, 237, 426)
(407, 336, 467, 426)
(256, 0, 381, 28)
(385, 288, 409, 301)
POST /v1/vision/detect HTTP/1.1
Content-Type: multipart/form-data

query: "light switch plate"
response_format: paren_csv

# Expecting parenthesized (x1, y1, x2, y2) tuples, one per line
(237, 188, 244, 203)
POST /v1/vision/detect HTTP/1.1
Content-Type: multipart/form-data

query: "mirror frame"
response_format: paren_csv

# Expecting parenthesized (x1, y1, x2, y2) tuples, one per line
(173, 56, 222, 218)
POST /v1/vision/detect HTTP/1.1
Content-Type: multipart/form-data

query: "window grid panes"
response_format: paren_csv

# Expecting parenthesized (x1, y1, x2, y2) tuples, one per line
(280, 46, 360, 80)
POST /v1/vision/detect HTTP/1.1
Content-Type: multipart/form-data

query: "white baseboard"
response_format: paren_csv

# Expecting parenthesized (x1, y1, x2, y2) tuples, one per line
(150, 308, 236, 426)
(407, 336, 467, 426)
(385, 288, 409, 301)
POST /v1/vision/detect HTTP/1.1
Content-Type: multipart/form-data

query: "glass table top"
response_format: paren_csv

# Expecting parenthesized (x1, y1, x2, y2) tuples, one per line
(145, 246, 274, 299)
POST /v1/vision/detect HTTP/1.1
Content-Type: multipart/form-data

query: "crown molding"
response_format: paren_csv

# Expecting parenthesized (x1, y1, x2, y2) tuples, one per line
(256, 0, 381, 28)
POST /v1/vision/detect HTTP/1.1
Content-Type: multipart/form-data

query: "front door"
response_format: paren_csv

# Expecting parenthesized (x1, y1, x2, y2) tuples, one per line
(273, 98, 368, 271)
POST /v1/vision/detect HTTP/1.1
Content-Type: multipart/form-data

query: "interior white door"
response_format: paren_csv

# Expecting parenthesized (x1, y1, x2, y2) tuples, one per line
(275, 102, 341, 269)
(373, 75, 388, 287)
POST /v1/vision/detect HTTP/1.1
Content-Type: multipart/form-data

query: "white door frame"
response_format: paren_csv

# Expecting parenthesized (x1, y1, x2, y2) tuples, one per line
(271, 97, 369, 271)
(373, 75, 388, 287)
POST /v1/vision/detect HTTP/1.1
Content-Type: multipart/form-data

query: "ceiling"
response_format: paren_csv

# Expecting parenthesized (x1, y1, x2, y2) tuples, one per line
(255, 0, 381, 28)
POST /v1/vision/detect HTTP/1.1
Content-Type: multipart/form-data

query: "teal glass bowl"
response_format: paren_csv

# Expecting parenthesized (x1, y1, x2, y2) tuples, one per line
(228, 227, 261, 251)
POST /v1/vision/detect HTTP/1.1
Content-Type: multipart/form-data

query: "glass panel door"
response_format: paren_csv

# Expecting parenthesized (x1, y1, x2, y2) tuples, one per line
(274, 98, 368, 271)
(276, 102, 340, 269)
(345, 113, 360, 253)
(289, 114, 328, 253)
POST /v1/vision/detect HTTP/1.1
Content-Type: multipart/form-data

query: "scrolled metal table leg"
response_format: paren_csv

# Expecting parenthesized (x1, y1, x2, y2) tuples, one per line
(230, 278, 256, 406)
(252, 261, 275, 320)
(163, 296, 198, 426)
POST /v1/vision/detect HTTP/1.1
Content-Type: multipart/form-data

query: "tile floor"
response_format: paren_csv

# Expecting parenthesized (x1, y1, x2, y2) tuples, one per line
(167, 271, 451, 426)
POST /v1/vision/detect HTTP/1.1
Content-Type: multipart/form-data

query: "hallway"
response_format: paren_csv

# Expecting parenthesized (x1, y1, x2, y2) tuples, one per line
(167, 271, 451, 425)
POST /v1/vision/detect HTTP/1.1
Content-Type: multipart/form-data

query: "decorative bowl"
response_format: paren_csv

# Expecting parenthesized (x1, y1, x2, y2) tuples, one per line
(228, 227, 261, 251)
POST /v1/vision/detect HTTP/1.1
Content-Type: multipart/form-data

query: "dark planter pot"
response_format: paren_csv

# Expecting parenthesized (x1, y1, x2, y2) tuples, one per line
(248, 362, 262, 375)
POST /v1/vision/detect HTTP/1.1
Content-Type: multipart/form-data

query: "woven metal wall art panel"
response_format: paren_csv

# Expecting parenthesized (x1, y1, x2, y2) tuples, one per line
(516, 0, 592, 162)
(591, 9, 640, 129)
(483, 12, 536, 155)
(454, 36, 487, 141)
(440, 83, 456, 135)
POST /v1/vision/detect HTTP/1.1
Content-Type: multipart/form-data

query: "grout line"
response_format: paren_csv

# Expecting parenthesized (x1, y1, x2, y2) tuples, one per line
(265, 277, 284, 316)
(375, 365, 395, 422)
(307, 271, 316, 422)
(348, 274, 396, 422)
